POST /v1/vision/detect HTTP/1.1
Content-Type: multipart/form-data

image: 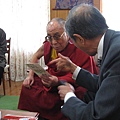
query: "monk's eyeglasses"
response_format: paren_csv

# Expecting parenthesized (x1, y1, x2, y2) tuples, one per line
(45, 32, 65, 42)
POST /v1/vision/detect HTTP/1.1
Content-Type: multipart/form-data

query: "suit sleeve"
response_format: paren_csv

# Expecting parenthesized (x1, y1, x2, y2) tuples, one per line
(62, 75, 120, 120)
(76, 69, 99, 92)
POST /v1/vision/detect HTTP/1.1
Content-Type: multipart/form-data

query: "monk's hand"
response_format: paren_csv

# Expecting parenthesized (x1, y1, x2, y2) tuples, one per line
(58, 83, 75, 100)
(41, 75, 59, 87)
(49, 53, 77, 73)
(23, 75, 34, 89)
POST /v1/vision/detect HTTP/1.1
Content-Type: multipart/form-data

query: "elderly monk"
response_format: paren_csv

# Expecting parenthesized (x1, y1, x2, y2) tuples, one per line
(18, 18, 98, 120)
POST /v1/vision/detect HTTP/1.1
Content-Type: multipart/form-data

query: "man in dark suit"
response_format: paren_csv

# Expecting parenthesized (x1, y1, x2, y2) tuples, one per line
(50, 4, 120, 120)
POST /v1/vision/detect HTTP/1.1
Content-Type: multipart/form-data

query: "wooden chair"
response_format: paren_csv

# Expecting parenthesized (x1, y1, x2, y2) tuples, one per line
(2, 38, 11, 95)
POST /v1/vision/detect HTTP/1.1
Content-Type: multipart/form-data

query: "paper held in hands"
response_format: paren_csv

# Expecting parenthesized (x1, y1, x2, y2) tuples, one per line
(26, 63, 51, 77)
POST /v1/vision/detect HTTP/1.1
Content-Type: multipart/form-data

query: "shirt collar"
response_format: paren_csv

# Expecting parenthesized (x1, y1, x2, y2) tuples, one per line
(97, 33, 105, 60)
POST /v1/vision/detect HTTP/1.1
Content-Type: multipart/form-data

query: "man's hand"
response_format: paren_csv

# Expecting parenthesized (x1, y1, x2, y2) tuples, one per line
(58, 83, 75, 100)
(49, 53, 77, 73)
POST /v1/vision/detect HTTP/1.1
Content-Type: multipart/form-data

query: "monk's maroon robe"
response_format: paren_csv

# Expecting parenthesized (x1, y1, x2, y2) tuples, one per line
(18, 41, 98, 120)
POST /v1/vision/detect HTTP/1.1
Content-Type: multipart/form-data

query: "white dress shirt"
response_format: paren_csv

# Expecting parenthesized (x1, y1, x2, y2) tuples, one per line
(64, 34, 105, 103)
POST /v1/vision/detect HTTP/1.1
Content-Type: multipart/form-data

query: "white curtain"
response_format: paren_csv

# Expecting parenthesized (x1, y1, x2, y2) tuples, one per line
(102, 0, 120, 31)
(0, 0, 50, 81)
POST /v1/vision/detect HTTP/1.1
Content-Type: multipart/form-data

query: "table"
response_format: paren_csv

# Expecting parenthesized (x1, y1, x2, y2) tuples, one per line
(0, 109, 38, 119)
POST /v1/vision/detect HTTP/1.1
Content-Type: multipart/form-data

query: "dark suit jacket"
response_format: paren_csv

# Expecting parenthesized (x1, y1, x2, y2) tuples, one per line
(0, 28, 7, 68)
(61, 29, 120, 120)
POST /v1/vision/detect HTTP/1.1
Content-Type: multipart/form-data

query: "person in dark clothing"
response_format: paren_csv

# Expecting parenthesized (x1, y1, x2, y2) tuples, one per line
(50, 4, 120, 120)
(0, 28, 7, 85)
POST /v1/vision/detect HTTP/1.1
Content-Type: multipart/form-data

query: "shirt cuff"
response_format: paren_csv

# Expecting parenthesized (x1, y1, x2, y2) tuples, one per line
(64, 92, 76, 103)
(72, 66, 81, 80)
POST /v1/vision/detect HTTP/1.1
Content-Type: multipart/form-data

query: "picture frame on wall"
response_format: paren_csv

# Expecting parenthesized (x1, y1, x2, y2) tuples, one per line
(55, 0, 93, 10)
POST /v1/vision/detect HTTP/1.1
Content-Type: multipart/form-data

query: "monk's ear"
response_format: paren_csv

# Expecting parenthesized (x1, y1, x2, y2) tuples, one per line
(73, 34, 85, 44)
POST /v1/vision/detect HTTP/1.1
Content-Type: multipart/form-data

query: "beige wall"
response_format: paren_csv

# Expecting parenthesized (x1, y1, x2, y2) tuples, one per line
(50, 0, 102, 20)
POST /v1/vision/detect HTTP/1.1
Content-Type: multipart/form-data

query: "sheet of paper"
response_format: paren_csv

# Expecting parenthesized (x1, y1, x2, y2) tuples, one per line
(26, 63, 51, 77)
(0, 111, 1, 119)
(3, 114, 37, 120)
